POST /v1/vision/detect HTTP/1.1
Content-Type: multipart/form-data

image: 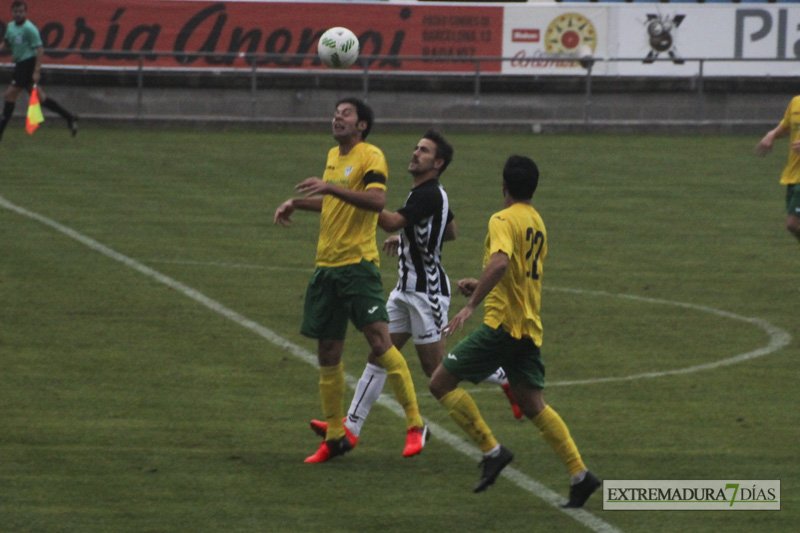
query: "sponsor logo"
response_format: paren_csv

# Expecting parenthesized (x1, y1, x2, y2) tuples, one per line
(604, 480, 780, 511)
(345, 166, 354, 177)
(512, 29, 540, 43)
(447, 353, 457, 360)
(367, 306, 379, 314)
(544, 12, 597, 57)
(643, 13, 685, 65)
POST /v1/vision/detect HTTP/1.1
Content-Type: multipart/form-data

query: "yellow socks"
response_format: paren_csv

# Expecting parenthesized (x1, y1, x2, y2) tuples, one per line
(532, 405, 586, 476)
(318, 363, 345, 440)
(377, 346, 423, 429)
(440, 388, 498, 453)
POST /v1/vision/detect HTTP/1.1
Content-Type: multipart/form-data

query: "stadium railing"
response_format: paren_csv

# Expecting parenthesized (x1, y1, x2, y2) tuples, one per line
(1, 49, 794, 132)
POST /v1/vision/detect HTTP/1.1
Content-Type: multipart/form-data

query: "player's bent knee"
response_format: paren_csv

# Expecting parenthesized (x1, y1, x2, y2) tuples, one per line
(427, 373, 443, 398)
(367, 338, 393, 358)
(428, 365, 457, 399)
(362, 321, 392, 356)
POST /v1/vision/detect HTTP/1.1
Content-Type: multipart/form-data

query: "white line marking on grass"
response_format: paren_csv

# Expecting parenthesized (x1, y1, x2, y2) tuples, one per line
(544, 287, 791, 387)
(144, 259, 314, 273)
(1, 195, 622, 533)
(143, 259, 792, 389)
(0, 197, 318, 366)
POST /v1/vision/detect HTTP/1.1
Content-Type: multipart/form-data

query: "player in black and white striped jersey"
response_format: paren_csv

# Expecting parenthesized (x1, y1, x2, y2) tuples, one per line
(310, 129, 521, 453)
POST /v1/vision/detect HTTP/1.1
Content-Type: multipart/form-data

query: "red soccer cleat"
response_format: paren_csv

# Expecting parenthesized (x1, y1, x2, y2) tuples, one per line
(402, 425, 430, 457)
(304, 436, 353, 463)
(309, 419, 359, 449)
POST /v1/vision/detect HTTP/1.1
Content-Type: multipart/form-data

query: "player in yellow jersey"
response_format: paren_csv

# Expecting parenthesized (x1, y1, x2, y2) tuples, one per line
(429, 155, 600, 507)
(274, 98, 427, 463)
(755, 95, 800, 245)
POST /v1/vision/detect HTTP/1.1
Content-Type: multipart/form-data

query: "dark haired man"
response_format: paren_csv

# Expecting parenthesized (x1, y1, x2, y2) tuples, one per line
(0, 1, 77, 141)
(429, 155, 600, 507)
(274, 98, 426, 463)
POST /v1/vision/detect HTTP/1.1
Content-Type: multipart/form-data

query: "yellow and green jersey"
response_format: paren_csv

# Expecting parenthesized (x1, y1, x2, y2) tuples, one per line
(315, 141, 388, 267)
(482, 202, 547, 345)
(779, 95, 800, 185)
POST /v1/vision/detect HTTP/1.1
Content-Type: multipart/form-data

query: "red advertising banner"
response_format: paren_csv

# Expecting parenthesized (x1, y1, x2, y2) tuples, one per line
(0, 0, 503, 72)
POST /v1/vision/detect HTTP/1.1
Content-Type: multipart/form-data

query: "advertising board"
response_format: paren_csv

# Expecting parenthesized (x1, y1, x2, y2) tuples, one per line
(1, 1, 796, 76)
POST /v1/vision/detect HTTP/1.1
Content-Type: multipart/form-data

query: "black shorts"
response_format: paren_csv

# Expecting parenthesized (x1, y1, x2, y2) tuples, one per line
(11, 57, 36, 90)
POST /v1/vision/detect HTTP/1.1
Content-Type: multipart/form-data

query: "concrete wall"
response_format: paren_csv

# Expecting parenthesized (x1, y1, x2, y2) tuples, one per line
(26, 70, 796, 134)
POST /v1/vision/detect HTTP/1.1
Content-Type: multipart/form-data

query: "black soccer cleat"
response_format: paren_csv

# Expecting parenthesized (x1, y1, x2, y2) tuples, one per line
(561, 471, 601, 508)
(473, 445, 514, 493)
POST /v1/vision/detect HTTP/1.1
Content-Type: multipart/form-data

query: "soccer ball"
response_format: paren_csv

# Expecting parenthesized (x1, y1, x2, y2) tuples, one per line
(317, 27, 360, 69)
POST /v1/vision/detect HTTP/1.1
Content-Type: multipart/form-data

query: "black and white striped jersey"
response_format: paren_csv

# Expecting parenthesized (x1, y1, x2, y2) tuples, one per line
(395, 179, 454, 298)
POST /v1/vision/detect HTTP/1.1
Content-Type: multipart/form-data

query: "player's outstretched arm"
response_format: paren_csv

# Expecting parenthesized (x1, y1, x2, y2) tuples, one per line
(755, 123, 790, 157)
(382, 234, 401, 256)
(377, 210, 407, 232)
(443, 252, 508, 336)
(273, 196, 323, 227)
(296, 177, 386, 212)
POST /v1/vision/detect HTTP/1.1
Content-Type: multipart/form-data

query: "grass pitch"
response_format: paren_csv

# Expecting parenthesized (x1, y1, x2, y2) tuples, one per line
(0, 125, 797, 532)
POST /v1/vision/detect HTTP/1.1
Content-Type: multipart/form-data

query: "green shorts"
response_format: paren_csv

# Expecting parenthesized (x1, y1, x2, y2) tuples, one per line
(300, 259, 389, 340)
(443, 323, 546, 389)
(786, 184, 800, 218)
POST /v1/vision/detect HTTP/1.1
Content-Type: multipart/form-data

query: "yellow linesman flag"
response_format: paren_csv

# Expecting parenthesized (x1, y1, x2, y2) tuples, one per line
(26, 88, 44, 135)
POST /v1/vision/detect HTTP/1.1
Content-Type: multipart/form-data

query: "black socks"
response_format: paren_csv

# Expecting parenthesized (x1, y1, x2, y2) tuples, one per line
(40, 97, 74, 121)
(0, 101, 16, 139)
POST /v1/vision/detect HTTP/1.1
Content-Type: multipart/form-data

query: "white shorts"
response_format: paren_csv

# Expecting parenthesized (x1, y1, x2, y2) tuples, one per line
(386, 289, 450, 345)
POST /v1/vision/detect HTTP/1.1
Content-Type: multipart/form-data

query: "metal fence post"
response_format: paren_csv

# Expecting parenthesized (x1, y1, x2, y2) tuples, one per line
(584, 62, 593, 125)
(250, 56, 258, 119)
(474, 59, 481, 108)
(362, 59, 370, 100)
(136, 54, 144, 118)
(697, 59, 704, 121)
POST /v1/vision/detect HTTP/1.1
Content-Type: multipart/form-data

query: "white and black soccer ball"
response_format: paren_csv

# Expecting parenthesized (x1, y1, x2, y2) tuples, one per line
(317, 27, 360, 69)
